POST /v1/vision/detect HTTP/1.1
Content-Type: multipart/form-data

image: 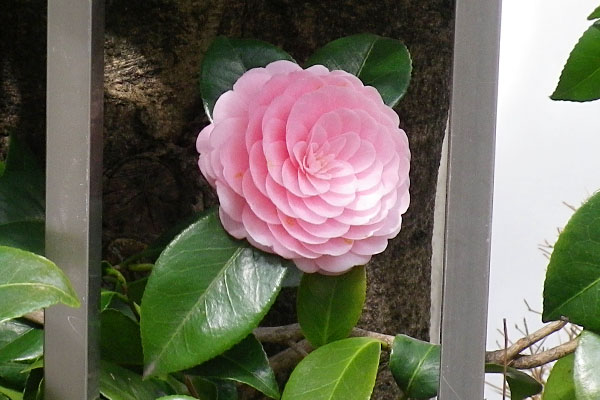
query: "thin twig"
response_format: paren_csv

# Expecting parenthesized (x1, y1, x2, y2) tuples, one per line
(510, 339, 578, 369)
(502, 318, 508, 400)
(486, 320, 567, 365)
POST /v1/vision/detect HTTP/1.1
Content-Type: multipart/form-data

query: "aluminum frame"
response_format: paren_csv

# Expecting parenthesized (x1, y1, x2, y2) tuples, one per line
(45, 1, 104, 398)
(438, 0, 502, 398)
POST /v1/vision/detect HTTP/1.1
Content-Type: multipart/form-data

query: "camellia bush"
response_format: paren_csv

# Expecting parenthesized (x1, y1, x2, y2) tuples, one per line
(3, 14, 600, 398)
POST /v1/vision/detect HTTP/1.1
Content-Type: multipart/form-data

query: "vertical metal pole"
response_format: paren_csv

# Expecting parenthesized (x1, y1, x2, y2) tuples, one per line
(438, 0, 501, 399)
(45, 1, 103, 399)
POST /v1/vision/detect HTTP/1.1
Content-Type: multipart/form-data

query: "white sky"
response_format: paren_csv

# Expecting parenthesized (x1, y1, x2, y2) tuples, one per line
(486, 0, 600, 398)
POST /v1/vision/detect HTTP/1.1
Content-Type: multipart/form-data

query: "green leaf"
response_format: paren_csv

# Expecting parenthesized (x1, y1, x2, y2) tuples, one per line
(0, 246, 79, 323)
(200, 37, 295, 120)
(127, 277, 148, 305)
(140, 210, 288, 377)
(100, 290, 136, 320)
(99, 360, 172, 400)
(0, 328, 43, 364)
(185, 377, 238, 400)
(485, 364, 543, 400)
(551, 22, 600, 101)
(306, 34, 412, 107)
(0, 362, 28, 392)
(156, 397, 197, 400)
(588, 5, 600, 20)
(543, 192, 600, 330)
(389, 335, 440, 399)
(281, 337, 380, 400)
(191, 334, 279, 399)
(0, 385, 21, 400)
(542, 354, 576, 400)
(0, 136, 44, 255)
(574, 331, 600, 399)
(100, 309, 143, 366)
(22, 369, 43, 400)
(297, 266, 366, 347)
(19, 358, 43, 374)
(0, 320, 35, 349)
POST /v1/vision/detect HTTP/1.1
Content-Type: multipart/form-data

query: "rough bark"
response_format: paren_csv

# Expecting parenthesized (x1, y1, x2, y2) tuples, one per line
(1, 1, 454, 398)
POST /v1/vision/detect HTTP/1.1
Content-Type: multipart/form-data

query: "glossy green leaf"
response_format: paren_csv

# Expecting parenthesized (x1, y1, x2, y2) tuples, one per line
(281, 337, 380, 400)
(127, 277, 148, 305)
(389, 335, 440, 399)
(297, 266, 365, 347)
(19, 358, 42, 374)
(156, 397, 197, 400)
(0, 320, 35, 349)
(100, 309, 143, 366)
(306, 34, 412, 107)
(100, 290, 136, 320)
(200, 37, 295, 120)
(0, 362, 28, 392)
(588, 5, 600, 20)
(574, 331, 600, 399)
(485, 364, 543, 400)
(542, 354, 576, 400)
(0, 385, 21, 400)
(543, 192, 600, 330)
(192, 334, 279, 399)
(99, 361, 172, 400)
(0, 246, 79, 323)
(551, 22, 600, 101)
(22, 369, 43, 400)
(186, 377, 238, 400)
(140, 210, 288, 377)
(0, 328, 42, 364)
(0, 394, 8, 400)
(0, 135, 44, 255)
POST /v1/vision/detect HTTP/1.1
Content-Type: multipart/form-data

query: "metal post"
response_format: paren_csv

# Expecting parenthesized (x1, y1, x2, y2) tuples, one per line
(438, 0, 502, 399)
(45, 0, 104, 398)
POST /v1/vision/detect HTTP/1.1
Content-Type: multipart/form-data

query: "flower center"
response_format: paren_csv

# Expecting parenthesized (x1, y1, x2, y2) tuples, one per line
(303, 142, 335, 177)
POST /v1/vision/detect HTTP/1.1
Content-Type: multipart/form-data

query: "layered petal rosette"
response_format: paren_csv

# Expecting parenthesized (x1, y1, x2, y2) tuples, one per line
(197, 60, 410, 274)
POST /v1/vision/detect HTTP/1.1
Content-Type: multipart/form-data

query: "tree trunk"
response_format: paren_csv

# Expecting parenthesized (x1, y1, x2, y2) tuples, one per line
(1, 1, 455, 398)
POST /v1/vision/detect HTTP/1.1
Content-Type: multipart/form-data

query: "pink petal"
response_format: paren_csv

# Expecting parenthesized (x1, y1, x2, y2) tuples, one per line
(242, 207, 276, 248)
(355, 160, 383, 192)
(281, 159, 304, 197)
(220, 130, 249, 195)
(212, 90, 248, 121)
(351, 236, 389, 256)
(249, 142, 268, 196)
(348, 183, 385, 212)
(219, 207, 247, 239)
(303, 195, 344, 218)
(242, 173, 280, 225)
(315, 252, 371, 274)
(297, 218, 350, 239)
(293, 258, 320, 273)
(318, 190, 355, 207)
(265, 60, 301, 75)
(333, 131, 361, 160)
(216, 181, 245, 222)
(268, 224, 320, 259)
(343, 220, 386, 240)
(335, 201, 381, 225)
(304, 237, 354, 256)
(265, 175, 297, 218)
(287, 192, 327, 224)
(276, 210, 328, 245)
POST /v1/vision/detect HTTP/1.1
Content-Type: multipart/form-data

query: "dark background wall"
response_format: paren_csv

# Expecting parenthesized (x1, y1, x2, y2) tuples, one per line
(0, 1, 455, 398)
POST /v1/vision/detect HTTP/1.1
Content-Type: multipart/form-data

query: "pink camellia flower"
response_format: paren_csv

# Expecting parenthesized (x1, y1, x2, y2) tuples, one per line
(197, 60, 410, 274)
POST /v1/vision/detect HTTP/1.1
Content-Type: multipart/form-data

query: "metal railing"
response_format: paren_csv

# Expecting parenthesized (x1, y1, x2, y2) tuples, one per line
(43, 0, 501, 398)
